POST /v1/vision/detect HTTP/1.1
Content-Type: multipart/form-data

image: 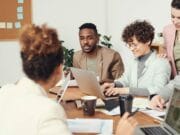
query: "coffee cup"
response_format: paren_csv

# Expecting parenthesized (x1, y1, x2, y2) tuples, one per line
(119, 94, 133, 116)
(81, 96, 97, 116)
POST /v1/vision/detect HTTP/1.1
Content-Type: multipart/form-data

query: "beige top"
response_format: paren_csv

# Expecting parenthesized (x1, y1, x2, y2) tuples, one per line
(87, 56, 98, 75)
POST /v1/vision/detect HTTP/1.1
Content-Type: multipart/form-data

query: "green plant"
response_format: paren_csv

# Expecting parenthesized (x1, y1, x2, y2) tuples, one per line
(100, 35, 113, 48)
(60, 40, 74, 71)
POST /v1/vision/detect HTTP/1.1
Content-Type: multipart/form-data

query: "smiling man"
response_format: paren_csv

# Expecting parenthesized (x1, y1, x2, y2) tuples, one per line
(103, 20, 171, 97)
(73, 23, 124, 83)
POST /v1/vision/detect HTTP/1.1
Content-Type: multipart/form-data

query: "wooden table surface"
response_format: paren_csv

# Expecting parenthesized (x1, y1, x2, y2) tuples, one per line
(48, 87, 159, 134)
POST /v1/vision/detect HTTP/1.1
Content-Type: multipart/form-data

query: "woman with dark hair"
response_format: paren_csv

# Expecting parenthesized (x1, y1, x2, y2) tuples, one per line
(163, 0, 180, 78)
(0, 24, 71, 135)
(103, 20, 171, 97)
(150, 0, 180, 110)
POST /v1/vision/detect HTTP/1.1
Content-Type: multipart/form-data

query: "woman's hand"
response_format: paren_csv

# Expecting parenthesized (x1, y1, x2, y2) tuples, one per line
(116, 112, 138, 135)
(149, 95, 165, 111)
(157, 53, 167, 58)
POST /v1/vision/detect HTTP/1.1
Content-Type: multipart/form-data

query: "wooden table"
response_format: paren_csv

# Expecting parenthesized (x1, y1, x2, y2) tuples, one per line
(48, 87, 159, 134)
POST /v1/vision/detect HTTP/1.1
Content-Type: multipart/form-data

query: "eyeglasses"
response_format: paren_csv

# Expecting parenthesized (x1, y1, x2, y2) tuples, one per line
(126, 43, 138, 49)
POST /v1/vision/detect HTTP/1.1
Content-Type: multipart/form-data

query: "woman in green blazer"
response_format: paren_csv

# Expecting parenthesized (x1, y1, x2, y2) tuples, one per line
(104, 20, 171, 97)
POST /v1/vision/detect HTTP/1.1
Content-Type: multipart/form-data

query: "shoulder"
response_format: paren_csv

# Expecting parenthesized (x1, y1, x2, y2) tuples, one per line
(73, 50, 83, 59)
(98, 46, 120, 56)
(163, 24, 176, 33)
(0, 84, 17, 95)
(74, 50, 82, 56)
(0, 83, 15, 91)
(153, 55, 170, 69)
(26, 95, 66, 119)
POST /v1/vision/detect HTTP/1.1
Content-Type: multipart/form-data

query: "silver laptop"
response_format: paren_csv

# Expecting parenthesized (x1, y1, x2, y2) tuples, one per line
(70, 67, 117, 100)
(135, 86, 180, 135)
(56, 73, 70, 103)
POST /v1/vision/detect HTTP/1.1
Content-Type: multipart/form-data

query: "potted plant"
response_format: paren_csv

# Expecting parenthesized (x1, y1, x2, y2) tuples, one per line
(100, 34, 113, 48)
(60, 40, 74, 71)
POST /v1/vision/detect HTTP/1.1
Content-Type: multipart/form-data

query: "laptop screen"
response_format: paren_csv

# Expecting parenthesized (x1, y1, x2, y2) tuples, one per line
(165, 88, 180, 133)
(57, 73, 70, 103)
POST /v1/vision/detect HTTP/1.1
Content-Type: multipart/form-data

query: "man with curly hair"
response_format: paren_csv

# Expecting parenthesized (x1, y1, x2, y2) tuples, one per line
(103, 20, 171, 97)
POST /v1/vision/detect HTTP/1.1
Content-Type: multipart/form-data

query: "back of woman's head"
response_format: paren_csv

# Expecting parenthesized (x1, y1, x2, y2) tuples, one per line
(19, 24, 63, 82)
(171, 0, 180, 9)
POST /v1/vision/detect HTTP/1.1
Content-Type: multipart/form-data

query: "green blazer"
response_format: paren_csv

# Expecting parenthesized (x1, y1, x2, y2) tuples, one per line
(116, 51, 171, 95)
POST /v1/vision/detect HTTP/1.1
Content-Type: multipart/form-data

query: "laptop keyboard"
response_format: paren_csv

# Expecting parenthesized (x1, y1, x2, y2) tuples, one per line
(141, 127, 169, 135)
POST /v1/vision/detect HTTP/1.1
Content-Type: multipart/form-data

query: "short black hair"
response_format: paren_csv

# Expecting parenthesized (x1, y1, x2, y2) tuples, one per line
(79, 23, 98, 34)
(171, 0, 180, 9)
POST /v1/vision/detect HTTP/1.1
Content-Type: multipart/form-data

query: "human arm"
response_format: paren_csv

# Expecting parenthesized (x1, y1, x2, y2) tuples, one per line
(102, 81, 128, 96)
(146, 58, 171, 95)
(110, 51, 124, 79)
(149, 76, 180, 110)
(72, 52, 79, 68)
(115, 112, 138, 135)
(156, 75, 180, 101)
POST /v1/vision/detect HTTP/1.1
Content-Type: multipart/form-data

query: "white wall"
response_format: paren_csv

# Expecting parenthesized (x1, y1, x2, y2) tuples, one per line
(0, 0, 171, 85)
(107, 0, 171, 67)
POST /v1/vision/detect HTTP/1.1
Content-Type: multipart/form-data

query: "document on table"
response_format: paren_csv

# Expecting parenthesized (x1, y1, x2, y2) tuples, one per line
(56, 79, 78, 87)
(140, 109, 166, 121)
(133, 97, 149, 109)
(67, 118, 113, 134)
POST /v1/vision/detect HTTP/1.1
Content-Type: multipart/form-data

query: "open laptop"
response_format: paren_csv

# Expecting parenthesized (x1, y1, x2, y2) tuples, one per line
(71, 67, 119, 110)
(56, 73, 70, 103)
(135, 86, 180, 135)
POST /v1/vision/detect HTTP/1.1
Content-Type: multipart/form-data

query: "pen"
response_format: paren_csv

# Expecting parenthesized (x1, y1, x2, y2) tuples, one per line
(146, 107, 152, 110)
(128, 108, 139, 117)
(146, 106, 166, 110)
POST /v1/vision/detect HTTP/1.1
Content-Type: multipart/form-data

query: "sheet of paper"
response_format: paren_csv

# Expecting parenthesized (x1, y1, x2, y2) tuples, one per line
(56, 79, 78, 87)
(133, 97, 149, 109)
(140, 109, 166, 121)
(67, 118, 113, 134)
(68, 79, 78, 87)
(15, 22, 21, 29)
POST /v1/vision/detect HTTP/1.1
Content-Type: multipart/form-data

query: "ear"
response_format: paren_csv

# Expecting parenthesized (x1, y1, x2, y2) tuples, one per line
(147, 40, 151, 46)
(56, 64, 63, 75)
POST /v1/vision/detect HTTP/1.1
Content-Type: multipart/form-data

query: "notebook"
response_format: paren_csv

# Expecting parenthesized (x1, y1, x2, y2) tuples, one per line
(71, 67, 119, 111)
(56, 73, 70, 103)
(135, 86, 180, 135)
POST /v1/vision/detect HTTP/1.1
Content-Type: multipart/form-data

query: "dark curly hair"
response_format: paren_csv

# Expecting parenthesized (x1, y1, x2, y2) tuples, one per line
(171, 0, 180, 9)
(19, 24, 63, 82)
(122, 20, 154, 45)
